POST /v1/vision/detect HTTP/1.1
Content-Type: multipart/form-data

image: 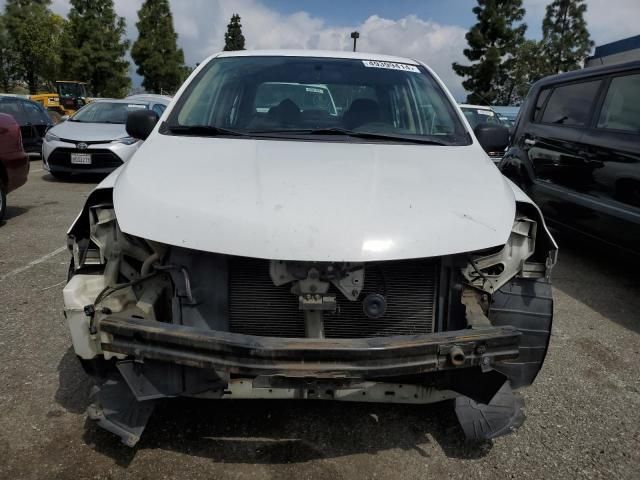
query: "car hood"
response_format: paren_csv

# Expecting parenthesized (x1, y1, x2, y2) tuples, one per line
(51, 120, 127, 142)
(114, 135, 516, 262)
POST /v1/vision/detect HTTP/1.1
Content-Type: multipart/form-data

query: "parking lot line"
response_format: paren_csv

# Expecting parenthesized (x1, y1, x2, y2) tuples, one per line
(0, 246, 67, 282)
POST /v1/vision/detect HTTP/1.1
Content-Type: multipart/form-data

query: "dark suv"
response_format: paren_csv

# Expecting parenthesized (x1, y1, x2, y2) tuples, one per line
(500, 61, 640, 252)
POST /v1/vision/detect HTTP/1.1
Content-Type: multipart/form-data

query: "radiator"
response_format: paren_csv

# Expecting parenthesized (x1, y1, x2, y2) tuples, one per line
(228, 257, 439, 339)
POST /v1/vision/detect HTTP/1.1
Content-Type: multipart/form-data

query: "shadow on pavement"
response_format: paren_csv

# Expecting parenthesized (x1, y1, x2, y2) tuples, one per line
(79, 397, 491, 467)
(551, 230, 640, 334)
(42, 173, 106, 184)
(0, 205, 30, 223)
(55, 347, 93, 415)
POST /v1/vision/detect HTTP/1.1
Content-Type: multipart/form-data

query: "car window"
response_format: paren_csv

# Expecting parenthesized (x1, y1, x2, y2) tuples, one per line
(22, 101, 49, 124)
(532, 88, 551, 122)
(169, 56, 470, 145)
(71, 102, 148, 124)
(596, 73, 640, 133)
(255, 83, 337, 115)
(152, 103, 166, 116)
(0, 100, 27, 124)
(540, 81, 601, 126)
(461, 108, 502, 129)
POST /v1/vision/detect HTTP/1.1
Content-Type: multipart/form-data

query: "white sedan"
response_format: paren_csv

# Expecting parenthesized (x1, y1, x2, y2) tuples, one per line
(42, 98, 169, 179)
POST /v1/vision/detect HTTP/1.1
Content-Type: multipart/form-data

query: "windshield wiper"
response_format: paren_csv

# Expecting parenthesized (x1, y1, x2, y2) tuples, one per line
(250, 127, 451, 145)
(165, 124, 249, 137)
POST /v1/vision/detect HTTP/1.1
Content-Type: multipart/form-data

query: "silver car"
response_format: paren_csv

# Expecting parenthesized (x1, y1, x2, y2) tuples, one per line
(42, 98, 170, 179)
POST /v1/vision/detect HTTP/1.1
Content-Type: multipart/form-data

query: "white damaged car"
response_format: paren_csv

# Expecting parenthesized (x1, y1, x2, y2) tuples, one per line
(63, 50, 557, 446)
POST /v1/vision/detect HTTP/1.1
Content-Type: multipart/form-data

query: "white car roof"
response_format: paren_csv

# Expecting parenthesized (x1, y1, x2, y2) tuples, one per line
(92, 98, 169, 106)
(126, 94, 172, 104)
(459, 104, 495, 110)
(213, 49, 421, 65)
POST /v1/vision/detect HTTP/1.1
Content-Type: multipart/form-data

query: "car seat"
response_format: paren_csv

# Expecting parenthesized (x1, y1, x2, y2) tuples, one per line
(343, 99, 381, 130)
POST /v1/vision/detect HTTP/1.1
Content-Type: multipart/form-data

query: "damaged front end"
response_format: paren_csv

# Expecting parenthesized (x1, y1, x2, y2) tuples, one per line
(64, 187, 556, 446)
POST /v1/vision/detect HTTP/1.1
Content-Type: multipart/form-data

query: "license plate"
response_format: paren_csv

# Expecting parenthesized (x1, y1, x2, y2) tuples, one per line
(70, 153, 92, 165)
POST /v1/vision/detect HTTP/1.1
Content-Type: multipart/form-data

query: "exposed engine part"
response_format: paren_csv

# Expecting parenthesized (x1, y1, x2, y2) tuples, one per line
(304, 310, 324, 338)
(271, 260, 365, 300)
(460, 287, 491, 328)
(362, 293, 387, 319)
(271, 261, 366, 338)
(448, 346, 466, 366)
(228, 257, 439, 338)
(462, 216, 537, 293)
(154, 264, 196, 304)
(299, 294, 337, 311)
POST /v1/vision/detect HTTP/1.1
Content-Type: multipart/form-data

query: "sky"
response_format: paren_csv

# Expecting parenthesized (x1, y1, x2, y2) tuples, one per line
(4, 0, 640, 99)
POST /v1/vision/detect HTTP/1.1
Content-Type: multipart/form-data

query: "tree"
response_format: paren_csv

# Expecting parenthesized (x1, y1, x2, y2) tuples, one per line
(541, 0, 594, 74)
(61, 0, 130, 97)
(0, 15, 16, 92)
(452, 0, 527, 105)
(223, 14, 245, 51)
(499, 39, 547, 105)
(131, 0, 186, 94)
(3, 0, 63, 94)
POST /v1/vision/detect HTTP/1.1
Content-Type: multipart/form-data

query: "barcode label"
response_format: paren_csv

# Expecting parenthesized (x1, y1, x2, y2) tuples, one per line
(362, 60, 420, 72)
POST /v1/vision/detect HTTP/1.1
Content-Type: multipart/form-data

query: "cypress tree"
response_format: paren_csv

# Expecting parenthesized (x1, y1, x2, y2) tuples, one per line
(452, 0, 527, 105)
(131, 0, 186, 94)
(223, 14, 246, 51)
(541, 0, 594, 74)
(61, 0, 130, 97)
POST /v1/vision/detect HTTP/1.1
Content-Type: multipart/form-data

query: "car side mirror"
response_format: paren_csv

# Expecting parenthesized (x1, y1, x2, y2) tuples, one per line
(474, 124, 510, 154)
(126, 109, 159, 141)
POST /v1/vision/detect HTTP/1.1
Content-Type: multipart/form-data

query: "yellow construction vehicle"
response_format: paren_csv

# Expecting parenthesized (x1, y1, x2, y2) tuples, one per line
(31, 81, 90, 123)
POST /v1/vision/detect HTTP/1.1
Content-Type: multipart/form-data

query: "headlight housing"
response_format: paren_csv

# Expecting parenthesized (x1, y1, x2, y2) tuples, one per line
(461, 203, 558, 294)
(44, 131, 60, 142)
(112, 136, 139, 146)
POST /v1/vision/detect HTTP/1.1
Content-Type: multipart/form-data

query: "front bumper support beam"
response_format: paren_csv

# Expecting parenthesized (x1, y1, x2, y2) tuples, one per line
(99, 316, 521, 378)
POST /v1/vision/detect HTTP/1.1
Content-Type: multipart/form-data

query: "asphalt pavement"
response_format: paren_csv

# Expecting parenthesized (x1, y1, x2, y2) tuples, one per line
(0, 164, 638, 479)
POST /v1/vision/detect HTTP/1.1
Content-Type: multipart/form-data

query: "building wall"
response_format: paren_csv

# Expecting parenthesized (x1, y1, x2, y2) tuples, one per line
(586, 48, 640, 67)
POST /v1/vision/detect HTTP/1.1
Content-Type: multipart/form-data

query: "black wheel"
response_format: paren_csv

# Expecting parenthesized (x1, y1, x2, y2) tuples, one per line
(0, 178, 6, 222)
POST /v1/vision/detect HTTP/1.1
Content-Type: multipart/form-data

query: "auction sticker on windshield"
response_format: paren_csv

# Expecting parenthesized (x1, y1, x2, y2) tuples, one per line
(362, 60, 420, 73)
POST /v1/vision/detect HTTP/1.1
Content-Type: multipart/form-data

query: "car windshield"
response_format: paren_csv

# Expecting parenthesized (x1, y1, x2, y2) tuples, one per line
(461, 107, 504, 129)
(165, 56, 470, 145)
(71, 102, 148, 124)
